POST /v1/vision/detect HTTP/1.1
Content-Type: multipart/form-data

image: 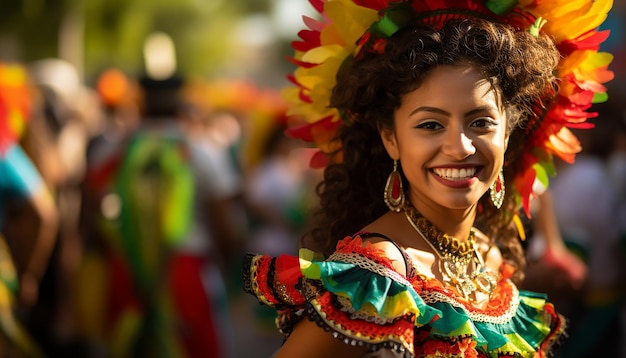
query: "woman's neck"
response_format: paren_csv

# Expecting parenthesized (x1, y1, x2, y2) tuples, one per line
(407, 197, 477, 241)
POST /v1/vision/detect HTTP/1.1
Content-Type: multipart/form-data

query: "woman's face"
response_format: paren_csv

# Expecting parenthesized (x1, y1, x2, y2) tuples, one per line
(380, 65, 508, 212)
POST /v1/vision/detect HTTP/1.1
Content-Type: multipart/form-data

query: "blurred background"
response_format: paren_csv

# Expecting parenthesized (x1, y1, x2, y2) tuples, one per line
(0, 0, 314, 86)
(0, 0, 625, 357)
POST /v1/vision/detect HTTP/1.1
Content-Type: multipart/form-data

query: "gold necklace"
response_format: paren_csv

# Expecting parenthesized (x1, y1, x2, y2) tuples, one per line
(403, 203, 498, 299)
(404, 205, 476, 265)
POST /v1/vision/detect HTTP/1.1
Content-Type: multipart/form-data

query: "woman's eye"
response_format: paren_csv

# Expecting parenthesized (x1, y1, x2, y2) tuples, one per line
(471, 118, 498, 128)
(416, 121, 442, 130)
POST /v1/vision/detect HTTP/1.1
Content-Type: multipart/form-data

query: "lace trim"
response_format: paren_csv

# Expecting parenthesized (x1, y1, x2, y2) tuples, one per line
(328, 252, 411, 287)
(420, 282, 520, 324)
(304, 298, 414, 358)
(335, 296, 400, 325)
(243, 254, 275, 306)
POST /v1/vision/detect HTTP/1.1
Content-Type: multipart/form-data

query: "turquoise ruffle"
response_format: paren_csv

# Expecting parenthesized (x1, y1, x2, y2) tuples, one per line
(427, 290, 555, 355)
(300, 248, 441, 326)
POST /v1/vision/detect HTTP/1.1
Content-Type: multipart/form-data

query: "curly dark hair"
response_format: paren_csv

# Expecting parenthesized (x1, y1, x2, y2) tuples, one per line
(303, 18, 560, 282)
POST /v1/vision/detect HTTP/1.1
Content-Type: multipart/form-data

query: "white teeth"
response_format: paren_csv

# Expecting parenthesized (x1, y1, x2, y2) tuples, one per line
(433, 167, 477, 180)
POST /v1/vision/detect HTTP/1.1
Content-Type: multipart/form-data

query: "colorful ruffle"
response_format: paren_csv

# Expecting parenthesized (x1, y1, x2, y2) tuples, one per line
(243, 236, 565, 357)
(417, 290, 564, 357)
(243, 236, 440, 354)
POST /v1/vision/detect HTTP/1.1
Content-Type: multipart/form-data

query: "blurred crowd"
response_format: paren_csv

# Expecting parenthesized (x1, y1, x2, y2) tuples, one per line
(0, 58, 320, 357)
(522, 99, 626, 357)
(0, 54, 625, 358)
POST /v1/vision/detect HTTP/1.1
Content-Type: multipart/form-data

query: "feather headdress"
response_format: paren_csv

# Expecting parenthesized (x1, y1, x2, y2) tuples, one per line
(282, 0, 614, 215)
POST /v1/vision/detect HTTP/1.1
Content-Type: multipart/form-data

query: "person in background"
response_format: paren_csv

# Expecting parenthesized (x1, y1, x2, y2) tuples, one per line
(547, 100, 625, 357)
(74, 68, 141, 356)
(604, 101, 626, 358)
(242, 0, 613, 356)
(245, 119, 317, 257)
(522, 189, 589, 332)
(106, 73, 240, 357)
(18, 58, 103, 355)
(0, 62, 57, 357)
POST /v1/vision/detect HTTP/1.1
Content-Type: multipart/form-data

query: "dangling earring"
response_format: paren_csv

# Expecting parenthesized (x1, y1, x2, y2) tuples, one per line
(490, 170, 505, 209)
(384, 160, 405, 212)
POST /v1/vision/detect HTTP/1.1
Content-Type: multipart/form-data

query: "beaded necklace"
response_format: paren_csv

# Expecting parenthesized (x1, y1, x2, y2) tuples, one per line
(403, 202, 497, 299)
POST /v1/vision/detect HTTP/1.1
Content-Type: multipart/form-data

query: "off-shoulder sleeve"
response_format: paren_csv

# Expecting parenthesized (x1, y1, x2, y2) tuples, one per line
(243, 235, 441, 356)
(243, 236, 566, 357)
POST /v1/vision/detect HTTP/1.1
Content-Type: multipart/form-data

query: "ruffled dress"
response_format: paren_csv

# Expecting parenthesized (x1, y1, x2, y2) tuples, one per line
(243, 233, 566, 358)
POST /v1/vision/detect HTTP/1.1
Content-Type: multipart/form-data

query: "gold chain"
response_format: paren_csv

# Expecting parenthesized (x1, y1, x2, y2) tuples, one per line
(403, 202, 497, 299)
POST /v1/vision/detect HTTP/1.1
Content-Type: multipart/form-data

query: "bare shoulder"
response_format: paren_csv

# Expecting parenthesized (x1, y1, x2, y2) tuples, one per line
(365, 238, 408, 276)
(358, 213, 409, 277)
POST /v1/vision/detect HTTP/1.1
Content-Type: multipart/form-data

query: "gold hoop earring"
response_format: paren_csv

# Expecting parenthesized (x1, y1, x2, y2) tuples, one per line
(490, 170, 505, 209)
(384, 160, 405, 212)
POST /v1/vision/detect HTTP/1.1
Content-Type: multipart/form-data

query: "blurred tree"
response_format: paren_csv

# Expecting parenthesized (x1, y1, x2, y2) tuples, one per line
(0, 0, 279, 82)
(83, 0, 246, 80)
(0, 0, 64, 61)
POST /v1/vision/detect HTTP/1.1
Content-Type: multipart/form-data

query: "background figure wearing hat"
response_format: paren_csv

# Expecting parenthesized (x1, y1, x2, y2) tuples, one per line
(102, 52, 241, 355)
(243, 0, 613, 357)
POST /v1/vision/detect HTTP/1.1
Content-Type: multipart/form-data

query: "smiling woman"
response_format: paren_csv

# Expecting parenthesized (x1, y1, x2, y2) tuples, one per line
(380, 65, 508, 219)
(242, 0, 614, 357)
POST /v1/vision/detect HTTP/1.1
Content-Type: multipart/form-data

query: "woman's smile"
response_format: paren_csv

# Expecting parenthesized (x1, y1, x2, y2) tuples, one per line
(430, 166, 481, 188)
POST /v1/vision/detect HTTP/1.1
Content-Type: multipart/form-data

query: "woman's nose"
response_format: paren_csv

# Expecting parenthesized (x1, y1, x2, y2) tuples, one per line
(442, 129, 476, 159)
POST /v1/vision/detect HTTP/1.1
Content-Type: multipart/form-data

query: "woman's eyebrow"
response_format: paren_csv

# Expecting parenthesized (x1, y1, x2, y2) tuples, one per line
(409, 105, 496, 117)
(409, 106, 449, 117)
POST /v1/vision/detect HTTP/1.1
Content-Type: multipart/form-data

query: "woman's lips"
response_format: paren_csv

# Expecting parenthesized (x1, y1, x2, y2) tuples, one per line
(430, 166, 481, 188)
